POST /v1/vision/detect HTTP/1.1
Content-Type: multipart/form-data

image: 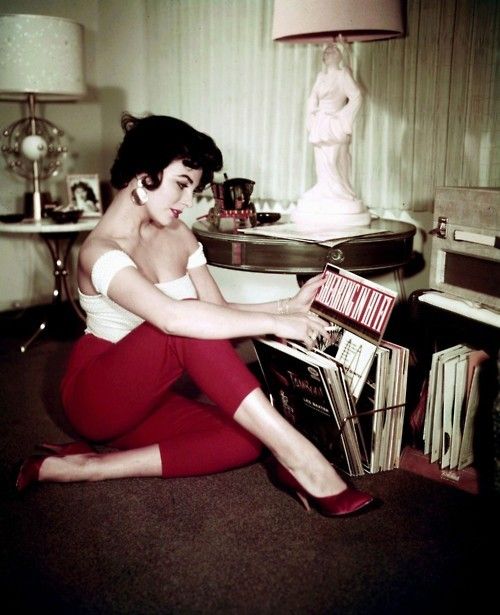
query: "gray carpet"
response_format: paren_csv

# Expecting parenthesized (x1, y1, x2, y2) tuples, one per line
(0, 328, 496, 615)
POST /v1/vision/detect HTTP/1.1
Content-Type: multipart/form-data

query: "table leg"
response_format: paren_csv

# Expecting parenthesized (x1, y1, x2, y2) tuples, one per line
(44, 233, 86, 320)
(393, 267, 407, 303)
(20, 232, 83, 352)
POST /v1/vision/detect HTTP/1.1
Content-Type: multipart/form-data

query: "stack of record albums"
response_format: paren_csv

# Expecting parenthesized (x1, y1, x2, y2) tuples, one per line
(254, 263, 409, 477)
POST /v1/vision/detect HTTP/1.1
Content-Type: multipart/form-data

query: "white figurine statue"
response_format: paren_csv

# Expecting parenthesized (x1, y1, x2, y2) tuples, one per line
(292, 41, 371, 229)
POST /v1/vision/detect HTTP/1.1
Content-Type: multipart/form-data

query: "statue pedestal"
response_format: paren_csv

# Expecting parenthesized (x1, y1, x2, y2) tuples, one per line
(291, 196, 371, 230)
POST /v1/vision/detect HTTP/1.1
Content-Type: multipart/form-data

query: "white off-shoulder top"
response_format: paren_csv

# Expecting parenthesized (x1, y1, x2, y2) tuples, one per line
(78, 242, 206, 343)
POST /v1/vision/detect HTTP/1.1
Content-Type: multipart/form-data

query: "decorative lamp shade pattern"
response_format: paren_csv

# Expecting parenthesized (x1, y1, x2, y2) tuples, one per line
(272, 0, 404, 43)
(0, 13, 85, 100)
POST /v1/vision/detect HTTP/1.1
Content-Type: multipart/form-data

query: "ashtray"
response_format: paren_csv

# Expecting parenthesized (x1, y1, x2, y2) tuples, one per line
(48, 206, 83, 224)
(256, 212, 281, 225)
(0, 213, 25, 223)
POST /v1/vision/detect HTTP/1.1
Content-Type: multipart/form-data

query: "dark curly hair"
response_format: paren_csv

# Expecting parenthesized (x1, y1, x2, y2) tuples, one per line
(110, 113, 223, 192)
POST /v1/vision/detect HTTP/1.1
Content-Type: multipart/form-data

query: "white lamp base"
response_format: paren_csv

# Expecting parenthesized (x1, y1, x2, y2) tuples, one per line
(32, 190, 42, 222)
(291, 197, 371, 230)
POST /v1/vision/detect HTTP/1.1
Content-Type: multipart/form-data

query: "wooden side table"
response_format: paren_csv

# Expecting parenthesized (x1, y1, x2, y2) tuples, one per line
(0, 218, 98, 351)
(192, 218, 416, 277)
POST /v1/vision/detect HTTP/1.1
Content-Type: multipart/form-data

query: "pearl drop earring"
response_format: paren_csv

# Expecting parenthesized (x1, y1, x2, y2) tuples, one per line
(131, 177, 148, 205)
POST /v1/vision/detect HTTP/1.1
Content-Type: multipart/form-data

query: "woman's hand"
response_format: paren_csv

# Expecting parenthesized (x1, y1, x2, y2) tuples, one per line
(286, 274, 325, 314)
(274, 311, 330, 349)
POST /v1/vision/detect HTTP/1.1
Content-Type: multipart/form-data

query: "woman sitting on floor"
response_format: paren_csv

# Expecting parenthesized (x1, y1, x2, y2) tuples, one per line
(16, 112, 375, 517)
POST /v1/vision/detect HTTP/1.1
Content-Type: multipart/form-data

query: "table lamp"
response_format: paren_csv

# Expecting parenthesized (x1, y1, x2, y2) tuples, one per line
(272, 0, 404, 230)
(0, 13, 86, 222)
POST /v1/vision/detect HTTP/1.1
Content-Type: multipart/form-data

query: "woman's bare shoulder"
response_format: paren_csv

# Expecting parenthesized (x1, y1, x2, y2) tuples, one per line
(78, 235, 128, 274)
(167, 219, 199, 251)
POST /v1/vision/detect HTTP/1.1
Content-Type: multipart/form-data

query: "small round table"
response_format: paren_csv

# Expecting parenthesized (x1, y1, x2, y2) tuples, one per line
(193, 218, 417, 302)
(192, 218, 416, 275)
(0, 218, 99, 351)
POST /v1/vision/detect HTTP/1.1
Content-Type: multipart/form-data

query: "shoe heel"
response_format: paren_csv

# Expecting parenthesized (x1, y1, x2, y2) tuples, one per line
(15, 455, 46, 492)
(295, 490, 312, 513)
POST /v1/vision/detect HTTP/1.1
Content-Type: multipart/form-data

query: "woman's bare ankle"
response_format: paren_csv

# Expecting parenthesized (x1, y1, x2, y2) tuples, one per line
(38, 453, 96, 483)
(280, 456, 347, 497)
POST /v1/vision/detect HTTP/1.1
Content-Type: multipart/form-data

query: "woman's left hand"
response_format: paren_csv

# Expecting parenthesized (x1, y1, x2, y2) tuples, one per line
(287, 274, 325, 313)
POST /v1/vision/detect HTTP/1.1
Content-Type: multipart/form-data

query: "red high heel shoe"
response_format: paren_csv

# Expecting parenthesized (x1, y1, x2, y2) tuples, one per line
(15, 455, 47, 492)
(266, 458, 376, 517)
(16, 441, 95, 492)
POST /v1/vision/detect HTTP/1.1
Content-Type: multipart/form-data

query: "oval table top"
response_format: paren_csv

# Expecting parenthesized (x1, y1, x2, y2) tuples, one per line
(193, 218, 416, 276)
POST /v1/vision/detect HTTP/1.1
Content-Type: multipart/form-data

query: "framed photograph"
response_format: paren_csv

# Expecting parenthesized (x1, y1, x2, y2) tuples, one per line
(66, 174, 102, 217)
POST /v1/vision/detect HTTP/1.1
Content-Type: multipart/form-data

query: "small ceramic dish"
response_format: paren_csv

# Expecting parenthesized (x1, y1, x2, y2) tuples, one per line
(0, 213, 25, 223)
(48, 207, 83, 224)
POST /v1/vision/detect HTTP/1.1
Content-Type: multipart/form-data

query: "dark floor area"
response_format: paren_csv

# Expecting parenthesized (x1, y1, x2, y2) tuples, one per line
(0, 304, 497, 614)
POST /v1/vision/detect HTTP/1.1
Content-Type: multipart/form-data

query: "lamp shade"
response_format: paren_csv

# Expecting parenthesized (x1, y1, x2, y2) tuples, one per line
(272, 0, 404, 43)
(0, 13, 86, 100)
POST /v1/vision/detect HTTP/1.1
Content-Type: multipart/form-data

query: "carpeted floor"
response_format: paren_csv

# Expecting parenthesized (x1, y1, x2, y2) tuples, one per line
(0, 308, 497, 614)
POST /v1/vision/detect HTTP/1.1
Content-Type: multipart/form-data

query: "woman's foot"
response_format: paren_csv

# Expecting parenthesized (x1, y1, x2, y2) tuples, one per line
(15, 452, 94, 492)
(266, 457, 376, 517)
(15, 443, 163, 491)
(15, 441, 97, 492)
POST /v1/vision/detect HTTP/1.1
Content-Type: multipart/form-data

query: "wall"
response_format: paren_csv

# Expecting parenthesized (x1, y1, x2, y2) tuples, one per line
(354, 0, 499, 211)
(0, 0, 498, 310)
(0, 1, 149, 309)
(0, 0, 102, 309)
(140, 0, 498, 208)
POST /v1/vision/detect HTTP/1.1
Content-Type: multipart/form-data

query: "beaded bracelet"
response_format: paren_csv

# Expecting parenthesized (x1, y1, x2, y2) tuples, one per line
(277, 298, 290, 315)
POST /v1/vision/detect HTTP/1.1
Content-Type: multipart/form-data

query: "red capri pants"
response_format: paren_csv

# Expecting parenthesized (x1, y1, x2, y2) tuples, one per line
(60, 322, 263, 478)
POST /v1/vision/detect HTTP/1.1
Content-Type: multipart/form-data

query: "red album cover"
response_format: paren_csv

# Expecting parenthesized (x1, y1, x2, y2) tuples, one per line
(311, 263, 397, 344)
